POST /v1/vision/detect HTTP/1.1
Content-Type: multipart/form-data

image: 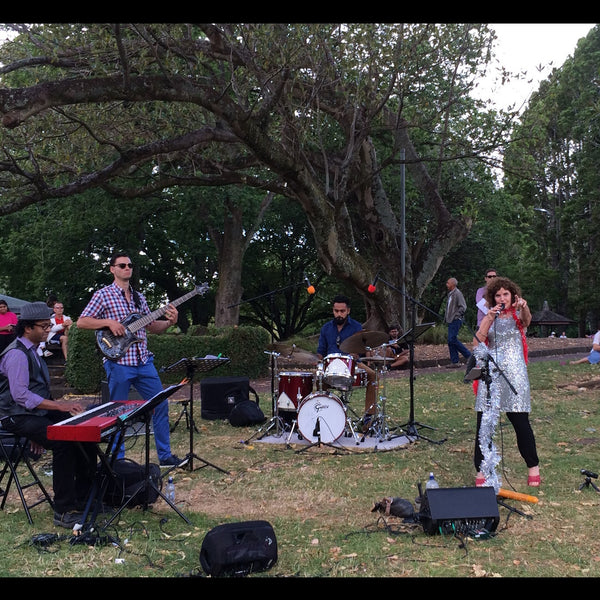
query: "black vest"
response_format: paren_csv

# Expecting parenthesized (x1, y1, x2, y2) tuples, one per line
(0, 339, 51, 418)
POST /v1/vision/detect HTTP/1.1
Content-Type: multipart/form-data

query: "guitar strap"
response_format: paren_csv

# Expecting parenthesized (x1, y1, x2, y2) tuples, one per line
(122, 285, 142, 310)
(131, 288, 142, 310)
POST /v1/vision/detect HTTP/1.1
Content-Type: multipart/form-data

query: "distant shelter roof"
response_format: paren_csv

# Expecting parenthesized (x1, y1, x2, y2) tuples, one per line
(0, 294, 29, 315)
(530, 309, 576, 326)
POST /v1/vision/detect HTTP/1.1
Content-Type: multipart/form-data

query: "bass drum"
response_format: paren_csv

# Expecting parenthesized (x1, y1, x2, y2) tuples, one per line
(297, 392, 347, 444)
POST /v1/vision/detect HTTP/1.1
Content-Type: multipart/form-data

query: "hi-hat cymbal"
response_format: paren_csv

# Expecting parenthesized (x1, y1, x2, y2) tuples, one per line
(339, 330, 389, 354)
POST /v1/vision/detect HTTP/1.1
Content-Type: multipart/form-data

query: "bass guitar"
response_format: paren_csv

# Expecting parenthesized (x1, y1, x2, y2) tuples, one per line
(96, 282, 209, 360)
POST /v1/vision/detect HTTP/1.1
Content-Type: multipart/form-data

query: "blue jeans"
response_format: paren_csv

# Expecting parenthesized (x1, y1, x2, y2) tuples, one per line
(447, 319, 472, 363)
(103, 358, 172, 461)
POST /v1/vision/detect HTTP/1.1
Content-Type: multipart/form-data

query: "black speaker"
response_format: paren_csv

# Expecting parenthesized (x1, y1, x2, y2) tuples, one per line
(200, 376, 251, 420)
(419, 486, 500, 536)
(199, 520, 277, 577)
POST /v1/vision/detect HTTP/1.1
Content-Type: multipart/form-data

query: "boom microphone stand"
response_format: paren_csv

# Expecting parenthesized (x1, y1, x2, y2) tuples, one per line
(377, 277, 446, 444)
(228, 280, 312, 442)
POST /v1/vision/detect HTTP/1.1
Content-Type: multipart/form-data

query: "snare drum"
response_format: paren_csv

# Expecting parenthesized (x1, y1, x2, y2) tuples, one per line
(297, 392, 347, 443)
(277, 371, 314, 414)
(353, 368, 367, 388)
(323, 353, 355, 391)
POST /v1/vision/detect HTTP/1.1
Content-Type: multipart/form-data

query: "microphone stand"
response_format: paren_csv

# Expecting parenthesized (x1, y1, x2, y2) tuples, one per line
(229, 281, 308, 441)
(295, 416, 349, 454)
(376, 277, 446, 444)
(467, 310, 520, 493)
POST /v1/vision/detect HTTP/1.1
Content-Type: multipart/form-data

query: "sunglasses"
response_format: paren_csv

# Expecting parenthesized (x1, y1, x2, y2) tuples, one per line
(115, 263, 133, 269)
(485, 275, 497, 279)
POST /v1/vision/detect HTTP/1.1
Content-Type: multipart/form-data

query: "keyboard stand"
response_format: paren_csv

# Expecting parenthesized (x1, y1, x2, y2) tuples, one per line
(78, 383, 190, 533)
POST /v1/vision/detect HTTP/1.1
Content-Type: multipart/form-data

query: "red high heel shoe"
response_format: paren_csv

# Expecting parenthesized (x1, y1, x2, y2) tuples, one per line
(475, 475, 486, 487)
(528, 474, 541, 487)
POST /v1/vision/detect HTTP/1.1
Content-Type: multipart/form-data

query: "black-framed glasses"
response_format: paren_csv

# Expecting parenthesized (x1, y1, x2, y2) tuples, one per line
(115, 263, 133, 269)
(34, 323, 52, 331)
(485, 275, 497, 279)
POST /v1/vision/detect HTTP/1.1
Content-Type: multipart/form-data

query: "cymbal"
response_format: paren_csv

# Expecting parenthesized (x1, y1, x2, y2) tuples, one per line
(362, 356, 391, 362)
(339, 330, 389, 354)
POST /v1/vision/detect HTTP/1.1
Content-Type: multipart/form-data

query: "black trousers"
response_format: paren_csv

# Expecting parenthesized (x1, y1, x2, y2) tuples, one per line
(2, 412, 96, 513)
(474, 410, 539, 471)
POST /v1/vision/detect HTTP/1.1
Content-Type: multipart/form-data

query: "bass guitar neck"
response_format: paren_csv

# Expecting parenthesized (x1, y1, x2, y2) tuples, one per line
(96, 282, 209, 360)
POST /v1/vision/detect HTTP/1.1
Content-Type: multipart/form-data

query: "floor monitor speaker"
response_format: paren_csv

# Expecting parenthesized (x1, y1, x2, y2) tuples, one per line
(420, 486, 500, 535)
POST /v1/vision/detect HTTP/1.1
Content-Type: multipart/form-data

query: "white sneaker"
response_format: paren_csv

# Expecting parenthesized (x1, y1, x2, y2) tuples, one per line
(43, 350, 53, 358)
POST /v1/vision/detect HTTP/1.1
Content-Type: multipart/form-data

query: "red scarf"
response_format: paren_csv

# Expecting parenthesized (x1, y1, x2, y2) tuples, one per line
(473, 306, 528, 395)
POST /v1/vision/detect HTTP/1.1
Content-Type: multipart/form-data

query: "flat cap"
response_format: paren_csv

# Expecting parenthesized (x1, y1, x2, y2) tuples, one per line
(19, 301, 53, 321)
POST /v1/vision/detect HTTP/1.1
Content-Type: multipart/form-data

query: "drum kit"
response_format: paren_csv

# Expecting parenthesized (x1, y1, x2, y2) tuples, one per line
(246, 330, 404, 449)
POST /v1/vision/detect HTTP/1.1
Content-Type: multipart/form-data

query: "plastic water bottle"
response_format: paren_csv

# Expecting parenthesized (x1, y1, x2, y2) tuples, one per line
(425, 472, 439, 490)
(166, 476, 175, 503)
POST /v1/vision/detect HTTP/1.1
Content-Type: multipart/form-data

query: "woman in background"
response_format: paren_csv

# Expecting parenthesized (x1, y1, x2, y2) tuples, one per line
(0, 300, 18, 353)
(570, 329, 600, 364)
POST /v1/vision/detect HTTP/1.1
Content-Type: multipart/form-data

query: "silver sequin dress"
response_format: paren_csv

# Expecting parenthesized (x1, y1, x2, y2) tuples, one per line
(475, 315, 531, 413)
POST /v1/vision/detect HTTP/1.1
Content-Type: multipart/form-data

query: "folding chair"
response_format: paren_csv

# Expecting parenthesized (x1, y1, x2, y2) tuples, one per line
(0, 429, 54, 524)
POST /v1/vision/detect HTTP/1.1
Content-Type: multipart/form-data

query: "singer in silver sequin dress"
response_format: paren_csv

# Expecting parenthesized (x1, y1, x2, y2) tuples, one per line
(472, 277, 540, 489)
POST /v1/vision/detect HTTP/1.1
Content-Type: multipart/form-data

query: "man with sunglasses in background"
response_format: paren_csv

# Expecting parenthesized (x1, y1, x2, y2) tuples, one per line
(77, 252, 183, 467)
(475, 269, 498, 329)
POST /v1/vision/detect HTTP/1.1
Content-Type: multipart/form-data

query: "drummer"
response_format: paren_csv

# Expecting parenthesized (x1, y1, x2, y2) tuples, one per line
(316, 294, 377, 431)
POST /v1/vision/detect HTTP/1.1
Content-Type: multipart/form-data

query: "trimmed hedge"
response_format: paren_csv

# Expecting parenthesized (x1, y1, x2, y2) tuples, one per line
(65, 324, 271, 394)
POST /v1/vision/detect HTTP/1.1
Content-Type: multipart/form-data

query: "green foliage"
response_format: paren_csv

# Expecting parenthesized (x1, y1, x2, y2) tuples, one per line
(64, 324, 271, 393)
(65, 325, 105, 394)
(502, 25, 600, 331)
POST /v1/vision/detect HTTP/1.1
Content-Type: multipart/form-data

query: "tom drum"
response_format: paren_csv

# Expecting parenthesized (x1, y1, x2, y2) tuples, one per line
(323, 353, 355, 391)
(353, 368, 367, 388)
(277, 371, 314, 415)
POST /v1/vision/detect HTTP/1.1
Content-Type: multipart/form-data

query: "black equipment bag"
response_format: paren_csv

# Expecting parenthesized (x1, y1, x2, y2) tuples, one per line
(200, 376, 259, 420)
(199, 520, 277, 577)
(103, 458, 162, 507)
(228, 399, 266, 427)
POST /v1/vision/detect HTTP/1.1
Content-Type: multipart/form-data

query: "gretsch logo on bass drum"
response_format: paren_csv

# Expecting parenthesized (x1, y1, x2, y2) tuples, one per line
(313, 401, 330, 412)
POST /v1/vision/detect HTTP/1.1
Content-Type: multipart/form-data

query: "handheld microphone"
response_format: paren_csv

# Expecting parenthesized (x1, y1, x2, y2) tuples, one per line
(495, 302, 505, 316)
(367, 274, 379, 294)
(304, 274, 316, 295)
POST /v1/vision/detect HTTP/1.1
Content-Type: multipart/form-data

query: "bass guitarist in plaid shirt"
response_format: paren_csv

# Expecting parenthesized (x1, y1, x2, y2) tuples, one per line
(77, 252, 183, 467)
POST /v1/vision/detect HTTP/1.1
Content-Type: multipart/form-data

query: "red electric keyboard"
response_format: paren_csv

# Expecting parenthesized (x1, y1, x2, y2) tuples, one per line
(47, 400, 145, 442)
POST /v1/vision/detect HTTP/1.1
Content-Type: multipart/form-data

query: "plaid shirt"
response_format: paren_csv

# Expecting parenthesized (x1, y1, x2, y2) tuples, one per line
(79, 282, 151, 367)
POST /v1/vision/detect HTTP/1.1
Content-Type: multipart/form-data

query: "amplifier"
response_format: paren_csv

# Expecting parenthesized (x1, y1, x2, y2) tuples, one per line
(200, 376, 251, 420)
(419, 486, 500, 536)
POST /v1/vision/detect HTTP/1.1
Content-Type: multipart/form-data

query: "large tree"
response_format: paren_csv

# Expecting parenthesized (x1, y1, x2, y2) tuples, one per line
(503, 25, 600, 333)
(0, 23, 513, 329)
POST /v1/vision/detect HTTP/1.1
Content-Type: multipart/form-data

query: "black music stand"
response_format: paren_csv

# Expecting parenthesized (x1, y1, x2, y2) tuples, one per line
(161, 356, 230, 474)
(376, 276, 447, 445)
(79, 383, 189, 533)
(390, 322, 445, 443)
(103, 382, 191, 528)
